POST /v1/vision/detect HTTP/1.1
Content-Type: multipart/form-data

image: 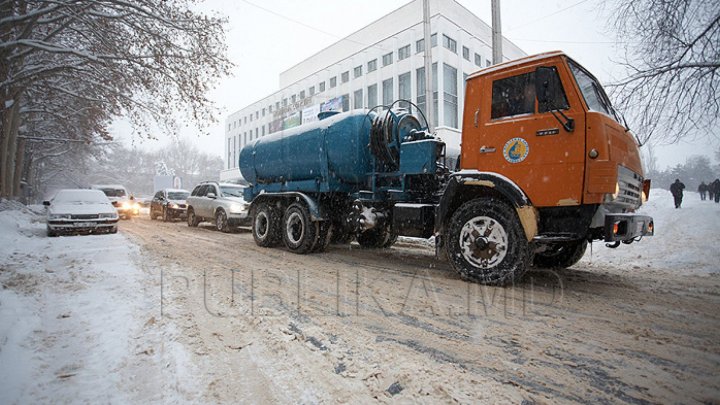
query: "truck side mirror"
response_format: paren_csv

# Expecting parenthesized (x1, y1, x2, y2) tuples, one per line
(535, 66, 555, 104)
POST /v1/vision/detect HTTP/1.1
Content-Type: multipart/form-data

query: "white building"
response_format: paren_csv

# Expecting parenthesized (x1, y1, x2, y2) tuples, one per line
(220, 0, 526, 182)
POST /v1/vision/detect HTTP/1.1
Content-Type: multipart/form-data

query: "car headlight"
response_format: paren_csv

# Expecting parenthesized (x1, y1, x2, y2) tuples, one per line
(168, 203, 178, 209)
(121, 201, 132, 209)
(228, 203, 249, 214)
(49, 214, 71, 220)
(99, 212, 117, 219)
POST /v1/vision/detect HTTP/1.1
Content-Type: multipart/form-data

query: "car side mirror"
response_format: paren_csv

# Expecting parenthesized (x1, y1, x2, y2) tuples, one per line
(43, 200, 50, 206)
(207, 193, 216, 199)
(535, 66, 555, 104)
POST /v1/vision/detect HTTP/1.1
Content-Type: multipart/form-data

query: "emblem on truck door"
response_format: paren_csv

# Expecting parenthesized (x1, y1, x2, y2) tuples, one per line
(503, 137, 529, 163)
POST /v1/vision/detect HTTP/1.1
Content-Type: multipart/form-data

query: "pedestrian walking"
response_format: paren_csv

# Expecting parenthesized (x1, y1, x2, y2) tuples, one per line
(698, 182, 708, 201)
(712, 179, 720, 203)
(670, 179, 685, 208)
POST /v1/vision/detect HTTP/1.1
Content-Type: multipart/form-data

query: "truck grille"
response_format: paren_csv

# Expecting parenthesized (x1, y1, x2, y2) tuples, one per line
(616, 166, 643, 209)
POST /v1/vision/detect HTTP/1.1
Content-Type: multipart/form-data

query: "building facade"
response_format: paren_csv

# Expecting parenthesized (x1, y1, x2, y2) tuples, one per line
(220, 0, 526, 182)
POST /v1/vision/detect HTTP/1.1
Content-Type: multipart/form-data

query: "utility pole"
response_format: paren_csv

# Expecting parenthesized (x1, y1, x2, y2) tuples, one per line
(491, 0, 503, 65)
(422, 0, 434, 131)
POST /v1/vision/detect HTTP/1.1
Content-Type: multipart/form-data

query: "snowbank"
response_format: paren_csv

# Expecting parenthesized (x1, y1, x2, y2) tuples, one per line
(580, 188, 720, 274)
(0, 205, 198, 403)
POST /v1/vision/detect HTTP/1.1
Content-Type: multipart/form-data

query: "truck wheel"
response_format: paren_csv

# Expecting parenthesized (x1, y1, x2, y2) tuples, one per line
(282, 203, 319, 254)
(533, 240, 587, 269)
(312, 221, 333, 252)
(187, 208, 200, 227)
(163, 207, 170, 222)
(215, 209, 230, 233)
(356, 226, 394, 248)
(253, 203, 282, 247)
(150, 209, 156, 220)
(446, 198, 529, 285)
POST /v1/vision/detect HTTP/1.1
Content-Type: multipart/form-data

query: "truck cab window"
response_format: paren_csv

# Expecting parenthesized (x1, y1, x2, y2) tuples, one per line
(537, 67, 569, 113)
(491, 72, 535, 119)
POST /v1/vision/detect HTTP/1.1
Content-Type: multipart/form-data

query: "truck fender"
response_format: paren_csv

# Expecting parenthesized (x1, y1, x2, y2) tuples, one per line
(436, 171, 537, 241)
(250, 192, 327, 222)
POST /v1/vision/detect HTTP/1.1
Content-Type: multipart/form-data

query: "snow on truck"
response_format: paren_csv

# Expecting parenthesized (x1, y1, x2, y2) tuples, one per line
(238, 51, 654, 285)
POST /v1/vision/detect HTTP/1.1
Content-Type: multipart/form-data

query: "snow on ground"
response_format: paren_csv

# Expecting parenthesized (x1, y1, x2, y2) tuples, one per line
(580, 188, 720, 274)
(0, 204, 198, 404)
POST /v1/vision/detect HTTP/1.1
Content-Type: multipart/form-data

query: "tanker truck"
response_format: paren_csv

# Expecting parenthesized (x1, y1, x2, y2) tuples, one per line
(238, 51, 654, 285)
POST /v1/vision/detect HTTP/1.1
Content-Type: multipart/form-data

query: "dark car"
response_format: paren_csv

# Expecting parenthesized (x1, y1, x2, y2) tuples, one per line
(150, 188, 190, 221)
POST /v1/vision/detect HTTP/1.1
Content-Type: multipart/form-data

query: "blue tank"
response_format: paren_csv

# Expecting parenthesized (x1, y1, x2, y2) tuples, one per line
(240, 110, 376, 192)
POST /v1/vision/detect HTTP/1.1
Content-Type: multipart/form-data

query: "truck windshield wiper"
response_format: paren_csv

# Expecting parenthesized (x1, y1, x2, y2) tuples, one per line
(545, 100, 575, 132)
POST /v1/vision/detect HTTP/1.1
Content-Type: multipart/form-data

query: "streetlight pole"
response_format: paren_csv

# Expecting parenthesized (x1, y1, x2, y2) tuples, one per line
(423, 0, 434, 132)
(491, 0, 503, 65)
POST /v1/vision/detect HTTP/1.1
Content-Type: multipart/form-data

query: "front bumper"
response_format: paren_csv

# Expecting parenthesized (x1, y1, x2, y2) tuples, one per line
(227, 211, 251, 226)
(48, 219, 119, 232)
(604, 213, 654, 242)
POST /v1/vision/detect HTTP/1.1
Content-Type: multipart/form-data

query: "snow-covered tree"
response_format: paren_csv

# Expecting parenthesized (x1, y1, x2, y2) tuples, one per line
(609, 0, 719, 145)
(0, 0, 232, 197)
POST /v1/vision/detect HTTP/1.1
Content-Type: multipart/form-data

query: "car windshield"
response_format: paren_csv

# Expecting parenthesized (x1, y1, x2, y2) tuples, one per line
(99, 188, 126, 198)
(168, 192, 189, 200)
(567, 60, 620, 122)
(220, 186, 245, 197)
(54, 190, 109, 204)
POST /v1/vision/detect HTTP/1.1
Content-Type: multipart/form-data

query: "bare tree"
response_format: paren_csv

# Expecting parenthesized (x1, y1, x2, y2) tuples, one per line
(0, 0, 232, 197)
(609, 0, 719, 145)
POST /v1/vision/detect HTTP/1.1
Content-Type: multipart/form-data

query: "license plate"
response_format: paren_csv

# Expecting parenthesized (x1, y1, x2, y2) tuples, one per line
(75, 222, 95, 227)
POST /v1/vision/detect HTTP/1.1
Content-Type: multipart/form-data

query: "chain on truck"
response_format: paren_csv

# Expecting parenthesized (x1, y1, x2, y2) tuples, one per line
(238, 51, 654, 286)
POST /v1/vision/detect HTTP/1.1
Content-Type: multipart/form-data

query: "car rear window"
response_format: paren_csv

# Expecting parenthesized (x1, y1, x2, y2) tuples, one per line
(99, 188, 126, 197)
(168, 192, 189, 200)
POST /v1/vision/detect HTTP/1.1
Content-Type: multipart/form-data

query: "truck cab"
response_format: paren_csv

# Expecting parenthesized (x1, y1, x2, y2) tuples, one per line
(436, 51, 653, 282)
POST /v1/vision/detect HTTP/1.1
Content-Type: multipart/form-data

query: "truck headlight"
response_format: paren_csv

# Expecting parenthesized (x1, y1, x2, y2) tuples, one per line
(613, 182, 620, 199)
(49, 214, 70, 220)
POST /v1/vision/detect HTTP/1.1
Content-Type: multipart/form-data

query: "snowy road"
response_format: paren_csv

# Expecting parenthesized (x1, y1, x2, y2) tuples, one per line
(118, 191, 720, 404)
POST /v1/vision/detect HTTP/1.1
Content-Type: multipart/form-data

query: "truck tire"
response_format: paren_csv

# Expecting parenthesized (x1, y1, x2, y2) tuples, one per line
(282, 203, 319, 254)
(356, 226, 394, 248)
(446, 198, 529, 285)
(533, 240, 587, 269)
(312, 221, 333, 253)
(163, 207, 170, 222)
(187, 207, 200, 227)
(253, 203, 282, 247)
(215, 209, 230, 233)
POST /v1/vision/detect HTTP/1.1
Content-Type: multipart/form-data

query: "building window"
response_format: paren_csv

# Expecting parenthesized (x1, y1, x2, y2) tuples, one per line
(416, 38, 424, 53)
(341, 71, 349, 83)
(462, 46, 470, 61)
(319, 81, 326, 92)
(256, 111, 259, 119)
(398, 72, 411, 109)
(367, 59, 377, 72)
(249, 113, 253, 122)
(342, 94, 350, 111)
(256, 128, 259, 137)
(474, 53, 482, 67)
(353, 89, 363, 109)
(416, 63, 438, 128)
(228, 123, 231, 131)
(262, 108, 266, 117)
(367, 84, 377, 108)
(431, 33, 437, 47)
(300, 90, 305, 99)
(330, 76, 337, 88)
(275, 101, 280, 110)
(354, 65, 362, 78)
(244, 117, 247, 124)
(382, 78, 393, 106)
(382, 52, 393, 67)
(443, 63, 458, 128)
(291, 95, 297, 104)
(442, 34, 457, 53)
(309, 85, 315, 96)
(262, 126, 265, 136)
(486, 59, 492, 67)
(282, 98, 287, 107)
(398, 44, 410, 60)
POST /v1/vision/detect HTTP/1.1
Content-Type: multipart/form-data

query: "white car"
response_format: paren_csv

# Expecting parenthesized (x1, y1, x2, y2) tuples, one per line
(91, 184, 139, 219)
(44, 189, 120, 236)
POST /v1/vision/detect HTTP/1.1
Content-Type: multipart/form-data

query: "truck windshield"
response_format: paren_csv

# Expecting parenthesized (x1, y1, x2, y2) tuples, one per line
(568, 60, 620, 123)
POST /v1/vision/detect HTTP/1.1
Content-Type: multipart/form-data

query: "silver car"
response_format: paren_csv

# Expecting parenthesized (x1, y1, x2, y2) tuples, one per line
(186, 182, 250, 232)
(44, 189, 120, 236)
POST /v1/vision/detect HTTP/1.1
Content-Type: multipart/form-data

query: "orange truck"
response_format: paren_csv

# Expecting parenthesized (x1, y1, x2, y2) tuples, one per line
(240, 51, 653, 285)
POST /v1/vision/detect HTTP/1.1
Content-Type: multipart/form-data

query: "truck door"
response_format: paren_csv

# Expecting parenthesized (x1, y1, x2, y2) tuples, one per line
(465, 64, 586, 207)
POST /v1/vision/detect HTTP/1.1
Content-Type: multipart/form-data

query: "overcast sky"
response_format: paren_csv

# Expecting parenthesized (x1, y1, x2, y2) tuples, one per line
(114, 0, 716, 170)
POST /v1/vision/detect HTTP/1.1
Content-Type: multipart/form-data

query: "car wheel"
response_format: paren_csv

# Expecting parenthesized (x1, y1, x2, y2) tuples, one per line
(446, 198, 530, 286)
(187, 208, 200, 227)
(47, 227, 58, 237)
(252, 202, 282, 247)
(282, 203, 319, 254)
(109, 226, 118, 234)
(215, 209, 230, 233)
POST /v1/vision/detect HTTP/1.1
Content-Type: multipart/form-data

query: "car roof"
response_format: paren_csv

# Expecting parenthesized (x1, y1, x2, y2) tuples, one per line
(164, 188, 189, 193)
(91, 184, 127, 189)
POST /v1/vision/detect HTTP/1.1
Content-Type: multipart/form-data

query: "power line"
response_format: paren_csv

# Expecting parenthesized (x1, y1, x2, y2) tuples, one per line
(508, 0, 594, 30)
(508, 37, 627, 45)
